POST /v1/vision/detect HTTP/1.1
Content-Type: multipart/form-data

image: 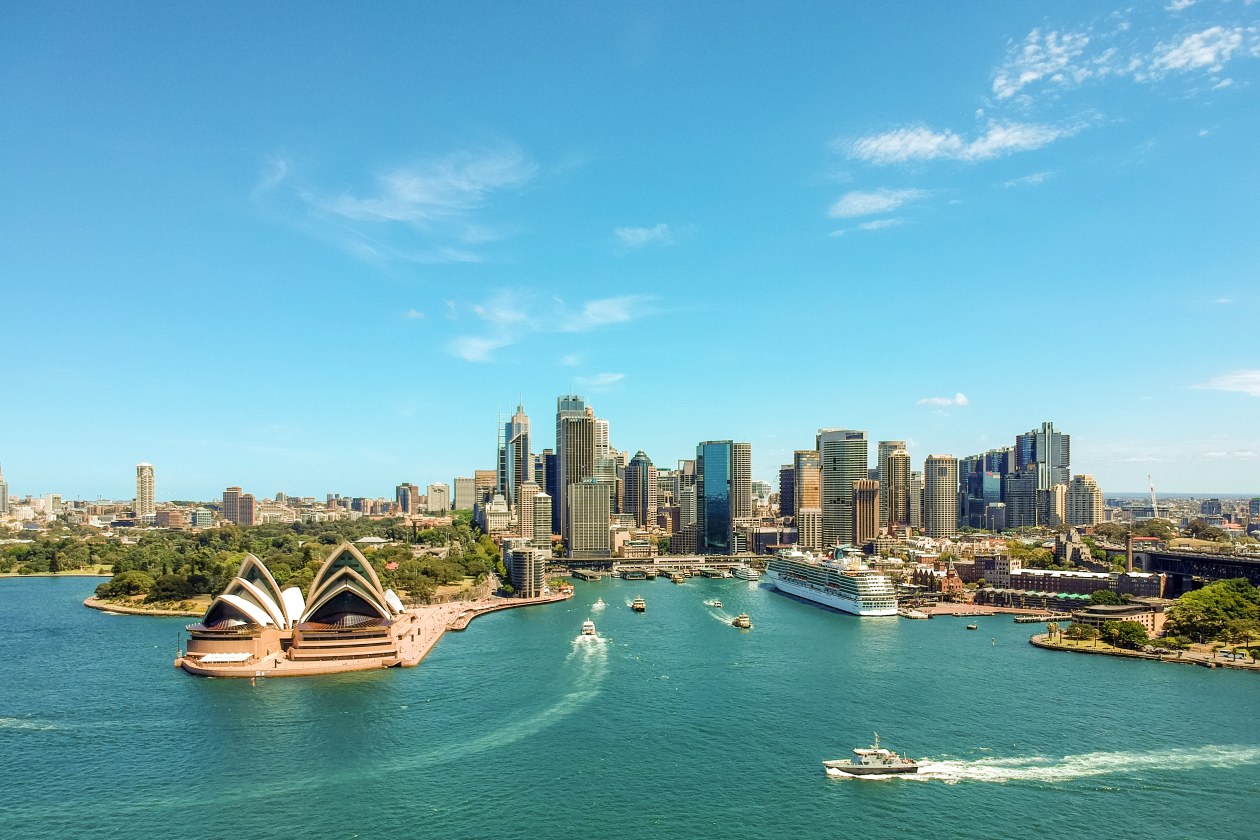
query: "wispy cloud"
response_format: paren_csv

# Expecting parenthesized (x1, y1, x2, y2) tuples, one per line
(575, 372, 625, 391)
(560, 295, 651, 332)
(447, 294, 654, 363)
(405, 309, 425, 319)
(448, 335, 513, 363)
(917, 392, 970, 407)
(858, 218, 903, 231)
(1145, 27, 1246, 79)
(1166, 0, 1196, 10)
(561, 354, 582, 367)
(614, 223, 671, 248)
(1195, 369, 1260, 397)
(992, 29, 1092, 100)
(844, 122, 1079, 165)
(1004, 171, 1056, 188)
(829, 188, 926, 218)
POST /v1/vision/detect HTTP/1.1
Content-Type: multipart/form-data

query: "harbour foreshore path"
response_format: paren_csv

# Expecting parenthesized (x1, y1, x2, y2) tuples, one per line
(1030, 633, 1260, 672)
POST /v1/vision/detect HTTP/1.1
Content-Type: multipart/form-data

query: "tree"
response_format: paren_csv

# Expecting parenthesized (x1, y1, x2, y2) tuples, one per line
(657, 536, 670, 555)
(146, 574, 193, 603)
(1103, 620, 1151, 649)
(1165, 578, 1260, 641)
(1046, 622, 1060, 642)
(1186, 518, 1227, 542)
(96, 570, 155, 597)
(1090, 589, 1122, 606)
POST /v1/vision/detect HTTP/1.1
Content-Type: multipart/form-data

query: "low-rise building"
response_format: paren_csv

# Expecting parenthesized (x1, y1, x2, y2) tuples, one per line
(1069, 602, 1167, 636)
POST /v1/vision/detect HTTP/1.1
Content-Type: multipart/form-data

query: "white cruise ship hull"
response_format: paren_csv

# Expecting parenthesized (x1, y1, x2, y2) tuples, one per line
(768, 572, 897, 616)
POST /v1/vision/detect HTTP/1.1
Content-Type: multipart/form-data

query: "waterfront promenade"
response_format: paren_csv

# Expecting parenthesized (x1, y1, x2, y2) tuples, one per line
(1030, 633, 1260, 672)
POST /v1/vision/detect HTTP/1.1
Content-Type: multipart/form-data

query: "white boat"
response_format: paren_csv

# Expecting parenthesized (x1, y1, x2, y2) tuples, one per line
(766, 547, 897, 617)
(733, 565, 760, 581)
(581, 619, 596, 636)
(592, 598, 606, 610)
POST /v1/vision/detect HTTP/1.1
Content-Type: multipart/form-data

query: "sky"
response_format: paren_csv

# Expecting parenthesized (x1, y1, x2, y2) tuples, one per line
(2, 1, 1258, 502)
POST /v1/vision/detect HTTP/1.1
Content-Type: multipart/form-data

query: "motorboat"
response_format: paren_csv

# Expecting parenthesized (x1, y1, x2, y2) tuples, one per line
(632, 597, 646, 612)
(581, 619, 596, 636)
(823, 733, 920, 775)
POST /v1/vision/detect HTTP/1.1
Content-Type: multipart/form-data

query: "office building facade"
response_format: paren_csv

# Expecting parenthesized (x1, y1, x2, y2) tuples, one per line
(1016, 422, 1070, 490)
(876, 441, 906, 527)
(222, 487, 242, 525)
(817, 429, 867, 547)
(923, 455, 958, 539)
(884, 449, 911, 530)
(453, 477, 475, 510)
(1066, 474, 1104, 526)
(696, 440, 751, 555)
(556, 395, 594, 546)
(623, 450, 658, 528)
(567, 480, 611, 559)
(499, 403, 533, 506)
(852, 479, 880, 546)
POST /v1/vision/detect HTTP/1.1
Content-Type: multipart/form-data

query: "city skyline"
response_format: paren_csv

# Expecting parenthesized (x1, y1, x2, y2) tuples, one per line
(3, 3, 1259, 498)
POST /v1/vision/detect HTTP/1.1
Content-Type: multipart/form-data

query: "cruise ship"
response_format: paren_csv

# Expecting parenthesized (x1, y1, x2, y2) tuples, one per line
(766, 547, 897, 616)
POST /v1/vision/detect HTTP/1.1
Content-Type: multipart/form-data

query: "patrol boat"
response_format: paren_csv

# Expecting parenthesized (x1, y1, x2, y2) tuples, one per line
(823, 733, 920, 775)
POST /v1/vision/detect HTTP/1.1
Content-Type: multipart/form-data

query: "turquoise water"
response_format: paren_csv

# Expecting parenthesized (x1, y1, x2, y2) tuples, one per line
(3, 576, 1259, 839)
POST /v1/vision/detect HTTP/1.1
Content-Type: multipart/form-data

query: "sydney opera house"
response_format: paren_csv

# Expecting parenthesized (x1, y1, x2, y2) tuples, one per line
(179, 542, 441, 677)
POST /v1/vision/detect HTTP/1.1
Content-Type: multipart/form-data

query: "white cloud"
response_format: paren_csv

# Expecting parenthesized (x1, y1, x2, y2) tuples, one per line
(560, 295, 651, 332)
(318, 148, 536, 224)
(829, 188, 927, 218)
(992, 29, 1092, 100)
(406, 309, 425, 319)
(1166, 0, 1196, 11)
(1215, 298, 1234, 303)
(1004, 171, 1055, 188)
(473, 296, 528, 324)
(614, 223, 671, 248)
(561, 354, 582, 367)
(1195, 369, 1260, 396)
(1213, 77, 1234, 89)
(447, 294, 653, 363)
(858, 218, 903, 230)
(448, 335, 514, 363)
(575, 373, 625, 391)
(1146, 27, 1245, 78)
(845, 122, 1077, 165)
(917, 393, 970, 407)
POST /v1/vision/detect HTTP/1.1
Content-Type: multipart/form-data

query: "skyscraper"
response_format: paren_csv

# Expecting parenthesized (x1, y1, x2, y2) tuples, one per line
(798, 507, 822, 550)
(923, 455, 958, 539)
(624, 450, 658, 528)
(778, 464, 795, 522)
(556, 394, 594, 547)
(499, 403, 532, 506)
(696, 441, 751, 555)
(909, 471, 924, 530)
(793, 450, 821, 521)
(567, 480, 611, 559)
(531, 491, 552, 551)
(427, 483, 451, 513)
(884, 449, 911, 529)
(1066, 475, 1103, 526)
(594, 417, 610, 456)
(0, 462, 8, 515)
(517, 481, 540, 541)
(816, 429, 868, 547)
(541, 448, 559, 534)
(395, 483, 421, 514)
(1003, 471, 1038, 528)
(453, 477, 475, 510)
(238, 493, 257, 526)
(135, 463, 155, 517)
(1016, 422, 1070, 490)
(223, 487, 242, 524)
(876, 441, 906, 527)
(852, 479, 880, 546)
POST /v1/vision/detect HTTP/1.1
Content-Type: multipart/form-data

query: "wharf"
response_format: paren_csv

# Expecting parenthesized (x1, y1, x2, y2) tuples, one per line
(446, 591, 574, 630)
(1030, 634, 1260, 672)
(921, 604, 1057, 617)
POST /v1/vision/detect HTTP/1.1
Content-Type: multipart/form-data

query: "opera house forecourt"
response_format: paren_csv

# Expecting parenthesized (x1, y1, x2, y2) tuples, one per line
(178, 542, 458, 677)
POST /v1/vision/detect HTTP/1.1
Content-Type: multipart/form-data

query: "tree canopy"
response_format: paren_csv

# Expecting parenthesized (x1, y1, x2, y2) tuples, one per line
(1165, 578, 1260, 641)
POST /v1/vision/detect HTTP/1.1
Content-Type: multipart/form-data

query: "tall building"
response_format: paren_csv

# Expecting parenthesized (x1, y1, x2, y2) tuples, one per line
(135, 463, 155, 516)
(696, 441, 751, 555)
(541, 449, 559, 534)
(1003, 471, 1038, 528)
(556, 394, 594, 546)
(531, 491, 552, 551)
(798, 508, 822, 550)
(0, 462, 8, 515)
(238, 493, 257, 526)
(816, 429, 868, 547)
(852, 479, 880, 546)
(884, 449, 911, 529)
(594, 417, 610, 456)
(517, 481, 540, 541)
(923, 455, 958, 539)
(499, 403, 533, 506)
(778, 464, 795, 522)
(876, 441, 906, 527)
(427, 483, 451, 513)
(1016, 422, 1070, 490)
(395, 483, 421, 514)
(793, 450, 821, 520)
(567, 480, 611, 559)
(1066, 475, 1104, 526)
(508, 545, 547, 598)
(474, 470, 497, 503)
(909, 472, 924, 530)
(222, 487, 242, 524)
(984, 447, 1014, 478)
(453, 477, 475, 510)
(624, 450, 658, 528)
(1037, 484, 1067, 527)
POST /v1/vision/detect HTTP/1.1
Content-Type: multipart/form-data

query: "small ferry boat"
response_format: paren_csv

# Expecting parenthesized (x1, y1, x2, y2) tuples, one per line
(731, 613, 752, 629)
(966, 623, 978, 630)
(593, 598, 606, 609)
(581, 619, 596, 636)
(632, 597, 646, 612)
(670, 573, 685, 584)
(733, 565, 760, 581)
(823, 734, 920, 776)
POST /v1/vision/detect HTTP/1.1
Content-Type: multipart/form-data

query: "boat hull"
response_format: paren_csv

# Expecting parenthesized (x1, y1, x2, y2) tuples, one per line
(823, 761, 919, 775)
(768, 573, 897, 616)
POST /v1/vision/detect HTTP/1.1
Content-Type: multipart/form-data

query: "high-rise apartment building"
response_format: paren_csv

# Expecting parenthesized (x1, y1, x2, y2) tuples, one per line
(567, 480, 611, 559)
(0, 462, 8, 514)
(696, 441, 751, 555)
(816, 429, 868, 547)
(876, 441, 906, 527)
(923, 455, 958, 539)
(1066, 475, 1103, 526)
(623, 450, 658, 528)
(222, 487, 242, 524)
(793, 450, 821, 521)
(909, 471, 924, 530)
(499, 403, 533, 506)
(531, 492, 552, 551)
(884, 449, 911, 529)
(517, 481, 539, 541)
(556, 394, 594, 546)
(427, 483, 451, 513)
(135, 463, 155, 517)
(852, 479, 880, 546)
(798, 508, 822, 550)
(1016, 422, 1070, 490)
(1037, 484, 1067, 527)
(594, 417, 610, 456)
(778, 464, 795, 522)
(238, 493, 257, 526)
(453, 477, 475, 510)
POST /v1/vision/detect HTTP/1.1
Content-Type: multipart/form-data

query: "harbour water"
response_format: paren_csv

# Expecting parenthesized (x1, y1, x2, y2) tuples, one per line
(3, 575, 1258, 839)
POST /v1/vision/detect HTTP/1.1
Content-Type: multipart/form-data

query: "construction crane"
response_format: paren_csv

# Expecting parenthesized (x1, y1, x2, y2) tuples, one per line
(1148, 474, 1159, 521)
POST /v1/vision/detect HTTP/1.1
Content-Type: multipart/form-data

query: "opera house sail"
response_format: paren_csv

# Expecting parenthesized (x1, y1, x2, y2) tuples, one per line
(179, 543, 426, 678)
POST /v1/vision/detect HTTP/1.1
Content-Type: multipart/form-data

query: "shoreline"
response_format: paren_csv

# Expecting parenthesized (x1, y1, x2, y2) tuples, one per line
(83, 596, 202, 617)
(2, 571, 113, 578)
(1029, 633, 1260, 673)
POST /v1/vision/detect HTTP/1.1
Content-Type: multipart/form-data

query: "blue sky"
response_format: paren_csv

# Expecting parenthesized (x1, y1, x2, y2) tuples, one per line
(2, 1, 1258, 501)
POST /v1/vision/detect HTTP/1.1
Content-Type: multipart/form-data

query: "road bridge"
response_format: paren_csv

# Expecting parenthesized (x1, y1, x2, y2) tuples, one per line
(1136, 550, 1260, 596)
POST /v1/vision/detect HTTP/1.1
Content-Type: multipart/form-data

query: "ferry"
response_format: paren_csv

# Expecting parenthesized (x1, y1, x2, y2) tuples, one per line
(581, 619, 597, 636)
(632, 597, 646, 612)
(823, 733, 920, 776)
(592, 598, 606, 610)
(731, 613, 752, 629)
(766, 547, 897, 616)
(966, 623, 978, 630)
(733, 565, 760, 581)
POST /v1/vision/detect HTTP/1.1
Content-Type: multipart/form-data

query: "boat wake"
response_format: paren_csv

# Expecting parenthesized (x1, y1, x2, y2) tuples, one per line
(0, 717, 63, 731)
(825, 745, 1260, 784)
(591, 601, 606, 611)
